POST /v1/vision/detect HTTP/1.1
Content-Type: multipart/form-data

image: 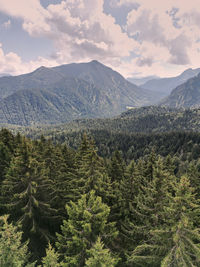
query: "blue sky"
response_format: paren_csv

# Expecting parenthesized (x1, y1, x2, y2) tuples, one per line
(0, 0, 200, 78)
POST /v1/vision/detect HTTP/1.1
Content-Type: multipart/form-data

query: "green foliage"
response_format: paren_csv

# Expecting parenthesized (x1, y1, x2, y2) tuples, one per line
(0, 215, 35, 267)
(0, 128, 200, 266)
(1, 138, 57, 261)
(41, 243, 60, 267)
(56, 190, 118, 267)
(76, 134, 111, 202)
(85, 237, 118, 267)
(129, 176, 200, 266)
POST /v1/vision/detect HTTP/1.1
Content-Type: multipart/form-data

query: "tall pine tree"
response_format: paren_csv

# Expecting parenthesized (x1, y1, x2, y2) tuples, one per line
(56, 190, 118, 267)
(1, 139, 57, 262)
(129, 176, 200, 266)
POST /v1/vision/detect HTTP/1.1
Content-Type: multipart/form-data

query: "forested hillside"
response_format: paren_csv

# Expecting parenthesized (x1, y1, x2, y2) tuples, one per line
(1, 128, 200, 266)
(15, 106, 200, 140)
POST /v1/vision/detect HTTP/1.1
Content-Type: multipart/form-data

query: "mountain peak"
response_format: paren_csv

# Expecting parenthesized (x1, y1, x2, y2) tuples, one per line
(90, 60, 101, 64)
(35, 66, 49, 71)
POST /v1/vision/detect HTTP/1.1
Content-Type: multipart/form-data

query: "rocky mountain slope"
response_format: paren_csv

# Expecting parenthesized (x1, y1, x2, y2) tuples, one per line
(161, 73, 200, 108)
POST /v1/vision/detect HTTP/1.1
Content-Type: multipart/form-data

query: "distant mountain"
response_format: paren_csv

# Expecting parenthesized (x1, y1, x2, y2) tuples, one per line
(0, 60, 160, 126)
(141, 68, 200, 96)
(127, 75, 159, 86)
(51, 60, 161, 106)
(0, 73, 11, 77)
(161, 73, 200, 108)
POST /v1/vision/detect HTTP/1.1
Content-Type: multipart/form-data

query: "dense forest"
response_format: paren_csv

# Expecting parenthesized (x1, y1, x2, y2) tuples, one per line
(1, 127, 200, 266)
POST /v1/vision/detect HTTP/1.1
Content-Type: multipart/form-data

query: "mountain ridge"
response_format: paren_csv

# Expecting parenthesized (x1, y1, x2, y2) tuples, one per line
(0, 60, 161, 126)
(161, 73, 200, 108)
(141, 68, 200, 96)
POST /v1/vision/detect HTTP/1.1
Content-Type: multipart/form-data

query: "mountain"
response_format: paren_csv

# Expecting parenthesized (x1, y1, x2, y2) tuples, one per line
(51, 60, 161, 106)
(161, 73, 200, 108)
(0, 73, 11, 78)
(127, 75, 159, 86)
(141, 68, 200, 96)
(0, 60, 160, 126)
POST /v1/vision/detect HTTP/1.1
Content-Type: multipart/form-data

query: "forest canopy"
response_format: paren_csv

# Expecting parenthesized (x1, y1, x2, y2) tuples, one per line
(0, 128, 200, 266)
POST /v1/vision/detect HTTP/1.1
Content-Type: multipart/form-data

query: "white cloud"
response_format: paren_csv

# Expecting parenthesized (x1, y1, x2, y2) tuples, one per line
(0, 0, 138, 75)
(121, 0, 200, 74)
(45, 0, 136, 64)
(2, 19, 11, 29)
(0, 0, 200, 78)
(0, 43, 58, 75)
(0, 43, 23, 74)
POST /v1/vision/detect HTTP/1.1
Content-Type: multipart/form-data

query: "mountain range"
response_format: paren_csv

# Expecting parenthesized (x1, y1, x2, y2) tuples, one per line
(140, 68, 200, 96)
(161, 73, 200, 108)
(0, 73, 11, 78)
(1, 60, 200, 126)
(0, 60, 162, 126)
(127, 75, 159, 86)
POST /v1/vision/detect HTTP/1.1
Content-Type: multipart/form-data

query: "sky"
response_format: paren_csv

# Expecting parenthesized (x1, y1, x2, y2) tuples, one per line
(0, 0, 200, 78)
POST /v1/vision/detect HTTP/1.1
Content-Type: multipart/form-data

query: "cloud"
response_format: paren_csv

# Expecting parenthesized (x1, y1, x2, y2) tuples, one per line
(0, 0, 135, 65)
(0, 0, 51, 36)
(2, 19, 11, 29)
(124, 0, 200, 69)
(0, 43, 58, 75)
(110, 0, 139, 9)
(0, 43, 23, 74)
(45, 0, 136, 63)
(136, 57, 153, 67)
(0, 0, 200, 78)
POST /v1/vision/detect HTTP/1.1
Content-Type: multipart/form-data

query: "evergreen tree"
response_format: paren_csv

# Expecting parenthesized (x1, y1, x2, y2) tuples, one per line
(0, 215, 35, 267)
(1, 139, 57, 261)
(85, 237, 118, 267)
(0, 128, 15, 154)
(187, 160, 200, 194)
(117, 160, 142, 258)
(56, 190, 118, 267)
(41, 243, 60, 267)
(53, 144, 78, 216)
(108, 150, 125, 183)
(123, 157, 176, 253)
(129, 176, 200, 266)
(76, 134, 110, 202)
(0, 142, 10, 183)
(107, 150, 125, 222)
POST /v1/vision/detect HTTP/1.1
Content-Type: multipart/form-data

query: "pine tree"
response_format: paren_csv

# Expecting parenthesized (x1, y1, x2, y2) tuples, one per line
(123, 157, 176, 253)
(0, 215, 35, 267)
(41, 243, 60, 267)
(53, 144, 78, 216)
(85, 237, 118, 267)
(120, 160, 142, 220)
(76, 134, 111, 202)
(1, 139, 57, 261)
(0, 128, 15, 154)
(117, 160, 143, 257)
(0, 142, 10, 183)
(107, 150, 125, 222)
(108, 150, 125, 183)
(128, 176, 200, 266)
(56, 190, 118, 267)
(187, 160, 200, 194)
